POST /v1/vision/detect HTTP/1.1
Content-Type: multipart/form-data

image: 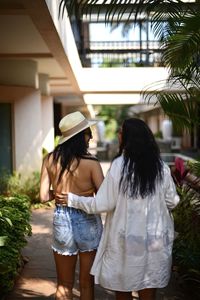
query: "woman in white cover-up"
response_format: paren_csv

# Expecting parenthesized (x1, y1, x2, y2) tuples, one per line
(56, 118, 180, 300)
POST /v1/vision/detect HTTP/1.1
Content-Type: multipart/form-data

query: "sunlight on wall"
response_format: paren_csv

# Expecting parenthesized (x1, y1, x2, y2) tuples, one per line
(17, 130, 43, 177)
(42, 128, 54, 153)
(15, 90, 43, 177)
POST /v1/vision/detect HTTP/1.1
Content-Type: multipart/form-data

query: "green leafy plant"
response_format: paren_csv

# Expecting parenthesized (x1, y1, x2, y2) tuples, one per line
(22, 172, 40, 204)
(95, 105, 132, 140)
(0, 210, 12, 253)
(154, 130, 163, 139)
(0, 171, 40, 205)
(172, 160, 200, 299)
(0, 195, 32, 295)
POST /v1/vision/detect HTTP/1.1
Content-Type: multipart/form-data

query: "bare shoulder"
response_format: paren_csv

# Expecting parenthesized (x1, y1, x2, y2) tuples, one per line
(90, 159, 102, 171)
(80, 155, 104, 189)
(81, 155, 103, 172)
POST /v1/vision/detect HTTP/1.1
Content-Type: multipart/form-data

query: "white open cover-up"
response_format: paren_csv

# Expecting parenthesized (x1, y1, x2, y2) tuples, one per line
(68, 156, 180, 291)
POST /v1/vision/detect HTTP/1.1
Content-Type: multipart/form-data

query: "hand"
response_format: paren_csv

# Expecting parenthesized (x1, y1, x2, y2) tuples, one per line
(55, 192, 68, 206)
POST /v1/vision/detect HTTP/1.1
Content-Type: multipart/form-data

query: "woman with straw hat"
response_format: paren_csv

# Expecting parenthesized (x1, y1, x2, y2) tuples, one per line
(40, 111, 104, 300)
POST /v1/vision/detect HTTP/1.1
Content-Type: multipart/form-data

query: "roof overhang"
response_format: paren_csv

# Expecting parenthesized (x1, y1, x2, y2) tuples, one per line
(0, 0, 85, 107)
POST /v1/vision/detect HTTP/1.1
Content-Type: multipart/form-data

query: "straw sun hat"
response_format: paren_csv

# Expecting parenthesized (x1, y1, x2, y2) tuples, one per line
(58, 111, 97, 145)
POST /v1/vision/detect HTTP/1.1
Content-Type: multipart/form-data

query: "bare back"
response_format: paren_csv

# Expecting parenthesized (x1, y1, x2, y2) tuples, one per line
(40, 153, 104, 202)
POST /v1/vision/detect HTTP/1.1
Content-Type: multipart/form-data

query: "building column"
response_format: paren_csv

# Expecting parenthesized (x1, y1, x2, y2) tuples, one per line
(0, 59, 44, 177)
(39, 73, 54, 154)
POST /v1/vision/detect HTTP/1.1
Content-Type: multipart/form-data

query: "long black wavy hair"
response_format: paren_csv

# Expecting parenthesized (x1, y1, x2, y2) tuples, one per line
(49, 129, 90, 183)
(117, 118, 163, 198)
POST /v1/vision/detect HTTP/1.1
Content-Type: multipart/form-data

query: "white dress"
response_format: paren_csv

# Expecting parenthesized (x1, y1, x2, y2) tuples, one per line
(68, 156, 180, 291)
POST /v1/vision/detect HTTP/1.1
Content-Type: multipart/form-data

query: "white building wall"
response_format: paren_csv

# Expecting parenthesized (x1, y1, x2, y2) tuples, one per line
(147, 115, 158, 134)
(14, 89, 43, 176)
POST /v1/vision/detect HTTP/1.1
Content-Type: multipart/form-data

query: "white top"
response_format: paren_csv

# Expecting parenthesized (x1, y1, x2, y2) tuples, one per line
(68, 156, 180, 291)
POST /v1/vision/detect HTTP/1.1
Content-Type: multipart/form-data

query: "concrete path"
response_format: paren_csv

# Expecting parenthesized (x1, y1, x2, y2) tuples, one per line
(5, 162, 186, 300)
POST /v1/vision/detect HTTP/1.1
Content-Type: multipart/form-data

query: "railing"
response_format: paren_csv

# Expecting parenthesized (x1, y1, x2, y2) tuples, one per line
(80, 40, 163, 67)
(89, 40, 160, 50)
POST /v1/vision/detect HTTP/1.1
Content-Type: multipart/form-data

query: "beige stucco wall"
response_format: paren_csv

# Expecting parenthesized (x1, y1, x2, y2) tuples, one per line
(0, 85, 43, 177)
(41, 95, 54, 153)
(14, 89, 43, 175)
(182, 129, 192, 149)
(0, 59, 38, 88)
(0, 59, 50, 177)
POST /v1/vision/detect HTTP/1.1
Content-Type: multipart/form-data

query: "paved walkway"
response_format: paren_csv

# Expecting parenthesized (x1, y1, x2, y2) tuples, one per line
(6, 162, 186, 300)
(6, 207, 117, 300)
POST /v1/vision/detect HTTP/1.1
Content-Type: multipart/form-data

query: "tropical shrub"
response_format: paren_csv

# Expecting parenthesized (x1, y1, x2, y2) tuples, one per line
(0, 195, 31, 296)
(21, 172, 41, 205)
(0, 171, 40, 205)
(172, 160, 200, 299)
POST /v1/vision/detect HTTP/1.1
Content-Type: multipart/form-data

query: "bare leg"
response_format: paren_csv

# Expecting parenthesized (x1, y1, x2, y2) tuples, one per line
(53, 251, 77, 300)
(115, 291, 133, 300)
(79, 250, 96, 300)
(138, 288, 156, 300)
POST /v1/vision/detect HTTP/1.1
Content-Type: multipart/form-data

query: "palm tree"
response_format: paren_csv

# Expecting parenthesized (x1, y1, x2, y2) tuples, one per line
(147, 9, 200, 134)
(59, 1, 200, 134)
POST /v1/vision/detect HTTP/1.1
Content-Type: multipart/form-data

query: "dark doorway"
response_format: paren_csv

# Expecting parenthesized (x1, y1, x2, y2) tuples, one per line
(0, 103, 12, 174)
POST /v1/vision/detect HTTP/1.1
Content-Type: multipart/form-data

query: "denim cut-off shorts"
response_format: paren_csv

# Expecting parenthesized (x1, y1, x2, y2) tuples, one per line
(52, 205, 103, 256)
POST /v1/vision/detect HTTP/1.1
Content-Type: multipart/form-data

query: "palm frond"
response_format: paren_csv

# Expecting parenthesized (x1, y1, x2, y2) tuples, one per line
(162, 11, 200, 74)
(155, 93, 200, 131)
(59, 0, 196, 23)
(188, 161, 200, 177)
(169, 72, 200, 90)
(150, 2, 186, 39)
(143, 75, 200, 131)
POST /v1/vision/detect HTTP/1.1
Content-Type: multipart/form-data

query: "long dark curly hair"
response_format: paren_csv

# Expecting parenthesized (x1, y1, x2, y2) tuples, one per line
(116, 118, 163, 198)
(49, 129, 91, 183)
